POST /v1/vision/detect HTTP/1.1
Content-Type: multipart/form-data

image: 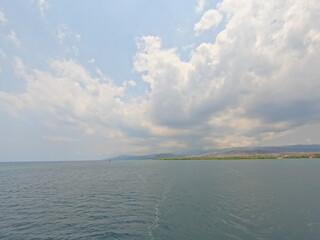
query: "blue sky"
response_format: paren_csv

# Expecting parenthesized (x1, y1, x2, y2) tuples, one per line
(1, 0, 320, 161)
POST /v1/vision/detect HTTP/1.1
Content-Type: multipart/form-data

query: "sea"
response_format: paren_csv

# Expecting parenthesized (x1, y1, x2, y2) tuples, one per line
(1, 159, 320, 240)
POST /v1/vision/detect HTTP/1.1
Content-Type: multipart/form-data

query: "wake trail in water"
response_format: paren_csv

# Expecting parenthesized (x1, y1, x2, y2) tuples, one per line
(147, 183, 171, 240)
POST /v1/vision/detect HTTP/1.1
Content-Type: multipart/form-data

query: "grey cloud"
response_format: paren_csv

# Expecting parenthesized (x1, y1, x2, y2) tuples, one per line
(134, 0, 320, 148)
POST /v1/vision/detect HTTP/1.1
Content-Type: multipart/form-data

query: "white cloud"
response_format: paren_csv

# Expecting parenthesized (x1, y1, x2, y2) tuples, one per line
(123, 80, 136, 87)
(56, 24, 81, 55)
(0, 60, 26, 115)
(0, 9, 7, 25)
(14, 57, 27, 77)
(56, 24, 68, 44)
(0, 58, 154, 153)
(181, 43, 194, 52)
(36, 0, 49, 16)
(56, 24, 81, 44)
(194, 9, 222, 34)
(134, 0, 320, 148)
(195, 0, 207, 13)
(2, 58, 121, 122)
(6, 30, 20, 47)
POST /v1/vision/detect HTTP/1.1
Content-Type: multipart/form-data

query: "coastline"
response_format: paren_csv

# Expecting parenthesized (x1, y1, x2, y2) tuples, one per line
(155, 153, 320, 160)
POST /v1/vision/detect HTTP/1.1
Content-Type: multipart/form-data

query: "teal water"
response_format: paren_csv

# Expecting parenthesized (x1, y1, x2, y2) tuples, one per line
(1, 159, 320, 240)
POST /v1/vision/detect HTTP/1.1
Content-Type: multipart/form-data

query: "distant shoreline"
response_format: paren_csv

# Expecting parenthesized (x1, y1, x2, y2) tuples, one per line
(155, 153, 320, 160)
(106, 145, 320, 161)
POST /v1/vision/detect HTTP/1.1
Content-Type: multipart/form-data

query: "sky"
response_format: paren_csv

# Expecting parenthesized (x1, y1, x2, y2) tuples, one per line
(0, 0, 320, 161)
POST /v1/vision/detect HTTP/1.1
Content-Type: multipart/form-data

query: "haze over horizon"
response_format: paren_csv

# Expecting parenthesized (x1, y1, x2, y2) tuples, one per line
(1, 0, 320, 161)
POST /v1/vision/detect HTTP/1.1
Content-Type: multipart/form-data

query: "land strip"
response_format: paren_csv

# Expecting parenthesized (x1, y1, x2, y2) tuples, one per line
(155, 151, 320, 160)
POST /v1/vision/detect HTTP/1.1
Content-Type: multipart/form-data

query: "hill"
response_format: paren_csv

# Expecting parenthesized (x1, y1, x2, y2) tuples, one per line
(105, 144, 320, 160)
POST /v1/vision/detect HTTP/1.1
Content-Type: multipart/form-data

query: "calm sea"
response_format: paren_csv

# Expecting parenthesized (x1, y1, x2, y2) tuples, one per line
(1, 159, 320, 240)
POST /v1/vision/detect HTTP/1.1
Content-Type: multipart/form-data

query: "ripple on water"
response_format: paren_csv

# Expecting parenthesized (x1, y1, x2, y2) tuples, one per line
(1, 160, 320, 240)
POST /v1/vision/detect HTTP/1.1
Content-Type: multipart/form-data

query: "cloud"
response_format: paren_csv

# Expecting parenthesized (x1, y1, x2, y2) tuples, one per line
(134, 36, 237, 129)
(194, 9, 222, 34)
(1, 55, 194, 155)
(1, 0, 320, 156)
(134, 0, 320, 148)
(44, 136, 78, 142)
(6, 30, 20, 47)
(56, 24, 81, 55)
(56, 24, 81, 44)
(195, 0, 207, 13)
(56, 24, 68, 44)
(123, 80, 136, 87)
(0, 9, 7, 25)
(0, 58, 153, 148)
(2, 58, 117, 122)
(36, 0, 49, 16)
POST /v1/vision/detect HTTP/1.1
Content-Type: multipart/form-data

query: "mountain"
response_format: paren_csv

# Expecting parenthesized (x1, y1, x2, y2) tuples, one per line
(105, 144, 320, 160)
(255, 144, 320, 152)
(106, 155, 137, 160)
(194, 149, 278, 158)
(106, 153, 179, 160)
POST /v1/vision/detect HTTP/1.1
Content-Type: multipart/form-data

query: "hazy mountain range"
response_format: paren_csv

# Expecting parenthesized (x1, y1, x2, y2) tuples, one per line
(106, 144, 320, 160)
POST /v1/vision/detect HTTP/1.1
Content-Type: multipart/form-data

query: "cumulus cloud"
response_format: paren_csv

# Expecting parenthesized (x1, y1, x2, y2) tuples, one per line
(194, 9, 222, 34)
(2, 58, 122, 131)
(195, 0, 207, 13)
(134, 0, 320, 148)
(0, 58, 156, 155)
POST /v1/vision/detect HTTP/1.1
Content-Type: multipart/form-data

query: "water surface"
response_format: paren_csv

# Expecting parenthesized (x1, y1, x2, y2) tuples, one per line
(1, 159, 320, 239)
